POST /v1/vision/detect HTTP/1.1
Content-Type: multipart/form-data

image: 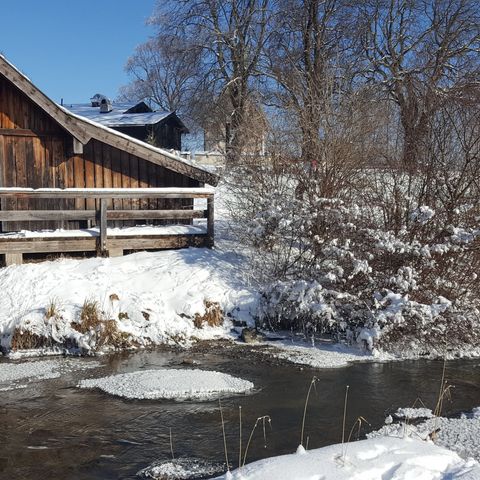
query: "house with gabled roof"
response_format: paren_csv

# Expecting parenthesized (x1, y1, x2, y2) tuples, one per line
(66, 97, 189, 150)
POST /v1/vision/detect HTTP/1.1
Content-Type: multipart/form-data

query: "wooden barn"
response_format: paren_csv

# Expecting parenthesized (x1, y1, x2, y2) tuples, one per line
(0, 55, 218, 266)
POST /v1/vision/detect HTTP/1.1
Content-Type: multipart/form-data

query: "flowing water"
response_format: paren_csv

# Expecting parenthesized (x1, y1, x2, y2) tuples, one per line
(0, 346, 479, 480)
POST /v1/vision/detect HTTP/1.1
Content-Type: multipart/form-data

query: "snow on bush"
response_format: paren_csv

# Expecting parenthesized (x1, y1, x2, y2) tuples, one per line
(236, 175, 480, 356)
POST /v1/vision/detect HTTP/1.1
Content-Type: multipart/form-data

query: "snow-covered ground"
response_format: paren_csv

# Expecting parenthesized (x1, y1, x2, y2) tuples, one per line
(0, 181, 478, 369)
(213, 437, 480, 480)
(0, 243, 255, 355)
(78, 368, 254, 400)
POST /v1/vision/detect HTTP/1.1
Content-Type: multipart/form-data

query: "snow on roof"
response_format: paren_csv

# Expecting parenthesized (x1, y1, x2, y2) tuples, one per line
(67, 103, 173, 127)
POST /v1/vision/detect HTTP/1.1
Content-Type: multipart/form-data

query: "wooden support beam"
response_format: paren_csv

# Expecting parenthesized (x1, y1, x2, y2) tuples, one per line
(96, 198, 107, 255)
(0, 235, 208, 255)
(107, 209, 206, 220)
(4, 253, 23, 266)
(207, 196, 215, 248)
(0, 238, 97, 254)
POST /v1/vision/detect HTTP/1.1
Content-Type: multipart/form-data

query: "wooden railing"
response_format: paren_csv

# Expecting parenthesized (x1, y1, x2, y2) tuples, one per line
(0, 188, 214, 265)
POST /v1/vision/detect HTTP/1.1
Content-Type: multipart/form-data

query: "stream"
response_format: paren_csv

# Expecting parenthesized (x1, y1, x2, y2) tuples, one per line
(0, 344, 479, 479)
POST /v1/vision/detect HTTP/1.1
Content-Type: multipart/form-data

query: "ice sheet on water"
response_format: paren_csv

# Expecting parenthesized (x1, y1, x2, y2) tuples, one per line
(78, 368, 254, 400)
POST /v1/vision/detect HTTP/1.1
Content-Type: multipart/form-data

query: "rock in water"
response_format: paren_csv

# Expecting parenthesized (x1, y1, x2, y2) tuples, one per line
(136, 457, 225, 480)
(240, 327, 263, 344)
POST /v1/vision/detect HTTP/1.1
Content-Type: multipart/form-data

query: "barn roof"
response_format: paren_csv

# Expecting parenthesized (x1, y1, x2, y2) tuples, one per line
(67, 103, 189, 132)
(0, 55, 216, 186)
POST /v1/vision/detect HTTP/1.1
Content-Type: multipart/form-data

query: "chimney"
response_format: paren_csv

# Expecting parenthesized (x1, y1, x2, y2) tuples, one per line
(90, 93, 111, 108)
(99, 97, 113, 113)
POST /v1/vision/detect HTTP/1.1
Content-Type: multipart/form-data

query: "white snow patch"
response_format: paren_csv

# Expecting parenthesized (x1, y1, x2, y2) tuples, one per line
(0, 359, 99, 391)
(0, 224, 206, 239)
(137, 458, 224, 479)
(394, 407, 434, 419)
(78, 368, 254, 400)
(265, 338, 394, 369)
(213, 437, 480, 479)
(369, 410, 480, 462)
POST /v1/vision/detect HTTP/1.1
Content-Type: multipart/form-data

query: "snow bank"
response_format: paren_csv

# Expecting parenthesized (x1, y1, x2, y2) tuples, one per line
(214, 437, 480, 480)
(0, 247, 256, 354)
(78, 368, 254, 400)
(369, 410, 480, 462)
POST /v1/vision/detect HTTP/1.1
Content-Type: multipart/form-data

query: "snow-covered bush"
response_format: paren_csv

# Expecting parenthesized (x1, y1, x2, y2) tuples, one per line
(229, 166, 480, 354)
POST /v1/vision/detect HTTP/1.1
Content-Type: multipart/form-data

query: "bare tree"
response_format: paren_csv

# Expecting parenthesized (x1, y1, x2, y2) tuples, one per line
(357, 0, 480, 168)
(150, 0, 272, 161)
(268, 0, 342, 161)
(264, 0, 374, 198)
(120, 35, 204, 121)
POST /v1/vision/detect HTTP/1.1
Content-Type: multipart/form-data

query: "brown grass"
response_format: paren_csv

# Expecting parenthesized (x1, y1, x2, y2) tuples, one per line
(71, 298, 102, 334)
(70, 297, 132, 350)
(45, 298, 61, 320)
(194, 301, 224, 328)
(10, 329, 53, 350)
(10, 328, 78, 351)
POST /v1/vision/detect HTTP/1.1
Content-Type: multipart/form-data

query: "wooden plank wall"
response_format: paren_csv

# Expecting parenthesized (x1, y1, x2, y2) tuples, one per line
(0, 74, 198, 232)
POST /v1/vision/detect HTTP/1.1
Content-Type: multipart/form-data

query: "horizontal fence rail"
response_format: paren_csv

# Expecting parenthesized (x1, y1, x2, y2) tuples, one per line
(0, 187, 215, 199)
(0, 188, 215, 265)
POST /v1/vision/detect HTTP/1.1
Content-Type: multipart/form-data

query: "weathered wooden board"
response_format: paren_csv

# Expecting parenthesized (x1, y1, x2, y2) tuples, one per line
(0, 188, 214, 199)
(0, 209, 206, 222)
(0, 234, 208, 254)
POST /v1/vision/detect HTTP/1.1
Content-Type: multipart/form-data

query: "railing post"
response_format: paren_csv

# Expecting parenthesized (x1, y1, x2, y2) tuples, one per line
(207, 195, 214, 248)
(96, 198, 108, 256)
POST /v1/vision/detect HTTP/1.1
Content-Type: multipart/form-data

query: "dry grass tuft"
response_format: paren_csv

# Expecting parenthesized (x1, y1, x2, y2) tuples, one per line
(194, 301, 224, 328)
(72, 298, 103, 334)
(45, 297, 62, 320)
(71, 297, 132, 350)
(10, 329, 53, 350)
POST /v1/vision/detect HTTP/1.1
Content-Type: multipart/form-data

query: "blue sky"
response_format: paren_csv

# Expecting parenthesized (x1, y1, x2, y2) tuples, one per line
(0, 0, 155, 104)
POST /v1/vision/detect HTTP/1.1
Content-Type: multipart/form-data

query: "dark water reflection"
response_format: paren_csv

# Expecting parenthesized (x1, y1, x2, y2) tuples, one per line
(0, 348, 479, 480)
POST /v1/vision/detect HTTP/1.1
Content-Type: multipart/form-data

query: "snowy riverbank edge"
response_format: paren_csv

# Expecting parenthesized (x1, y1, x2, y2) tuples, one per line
(0, 246, 479, 364)
(212, 437, 480, 480)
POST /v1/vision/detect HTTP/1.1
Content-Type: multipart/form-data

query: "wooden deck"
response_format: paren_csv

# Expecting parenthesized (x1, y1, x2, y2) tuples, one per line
(0, 188, 214, 266)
